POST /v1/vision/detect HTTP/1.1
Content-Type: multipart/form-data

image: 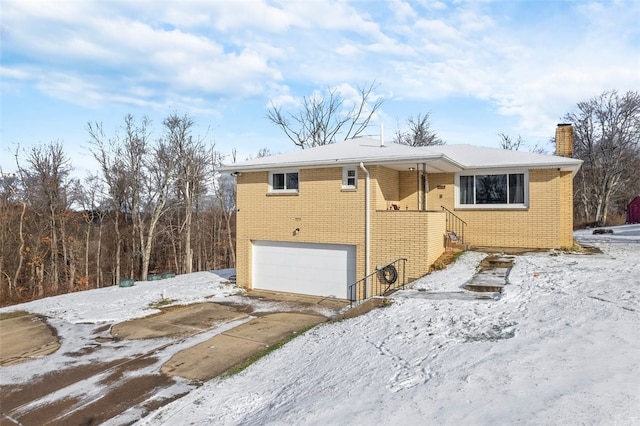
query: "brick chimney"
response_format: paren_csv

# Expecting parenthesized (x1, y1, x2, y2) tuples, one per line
(555, 123, 573, 157)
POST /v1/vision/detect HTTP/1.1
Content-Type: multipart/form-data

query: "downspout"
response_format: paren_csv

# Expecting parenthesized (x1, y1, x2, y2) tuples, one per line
(359, 162, 370, 298)
(422, 162, 428, 210)
(415, 164, 420, 211)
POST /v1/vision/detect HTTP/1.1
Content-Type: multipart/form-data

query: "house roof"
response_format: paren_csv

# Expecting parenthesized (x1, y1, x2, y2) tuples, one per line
(218, 137, 583, 174)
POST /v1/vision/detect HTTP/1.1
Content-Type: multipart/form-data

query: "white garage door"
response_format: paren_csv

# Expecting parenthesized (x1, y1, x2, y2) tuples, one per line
(252, 241, 356, 299)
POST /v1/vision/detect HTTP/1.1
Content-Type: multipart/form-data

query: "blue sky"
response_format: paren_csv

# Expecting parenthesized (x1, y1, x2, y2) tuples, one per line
(1, 0, 638, 176)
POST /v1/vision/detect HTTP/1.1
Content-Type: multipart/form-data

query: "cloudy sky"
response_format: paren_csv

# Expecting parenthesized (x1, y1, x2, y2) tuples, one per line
(1, 0, 638, 175)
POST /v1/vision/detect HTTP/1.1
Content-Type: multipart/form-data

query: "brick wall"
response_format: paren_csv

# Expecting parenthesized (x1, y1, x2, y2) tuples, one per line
(370, 165, 400, 210)
(425, 169, 575, 248)
(555, 124, 573, 157)
(236, 165, 447, 291)
(427, 174, 454, 210)
(558, 171, 575, 247)
(235, 164, 574, 295)
(399, 170, 419, 210)
(371, 210, 446, 281)
(235, 167, 366, 289)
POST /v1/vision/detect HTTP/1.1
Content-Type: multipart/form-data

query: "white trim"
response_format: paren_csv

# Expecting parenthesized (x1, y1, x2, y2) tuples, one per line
(359, 163, 370, 298)
(454, 169, 529, 209)
(252, 241, 356, 298)
(342, 166, 358, 189)
(268, 169, 299, 193)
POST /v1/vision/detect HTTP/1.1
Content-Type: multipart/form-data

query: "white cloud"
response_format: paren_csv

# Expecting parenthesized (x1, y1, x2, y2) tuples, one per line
(418, 0, 448, 11)
(266, 93, 299, 109)
(0, 66, 29, 80)
(1, 0, 638, 149)
(209, 2, 294, 33)
(414, 19, 463, 42)
(390, 0, 418, 22)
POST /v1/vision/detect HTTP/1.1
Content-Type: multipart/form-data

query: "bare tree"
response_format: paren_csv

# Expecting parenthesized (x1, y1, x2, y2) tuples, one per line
(18, 142, 74, 294)
(140, 139, 174, 279)
(213, 153, 236, 266)
(243, 147, 273, 161)
(0, 112, 242, 305)
(565, 90, 640, 225)
(256, 147, 272, 158)
(394, 112, 444, 146)
(89, 114, 173, 281)
(89, 119, 134, 283)
(162, 113, 213, 274)
(74, 175, 107, 288)
(498, 133, 548, 154)
(498, 133, 523, 151)
(0, 169, 24, 298)
(266, 82, 384, 149)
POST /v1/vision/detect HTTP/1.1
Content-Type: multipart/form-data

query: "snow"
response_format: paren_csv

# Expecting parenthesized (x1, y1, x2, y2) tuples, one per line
(2, 225, 639, 425)
(0, 269, 240, 324)
(218, 137, 582, 174)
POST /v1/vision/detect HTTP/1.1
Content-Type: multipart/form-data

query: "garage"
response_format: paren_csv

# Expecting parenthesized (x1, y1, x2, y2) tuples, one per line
(252, 241, 356, 299)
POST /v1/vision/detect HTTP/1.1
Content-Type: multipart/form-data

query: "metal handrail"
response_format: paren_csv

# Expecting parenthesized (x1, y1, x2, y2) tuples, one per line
(348, 258, 407, 307)
(441, 205, 467, 244)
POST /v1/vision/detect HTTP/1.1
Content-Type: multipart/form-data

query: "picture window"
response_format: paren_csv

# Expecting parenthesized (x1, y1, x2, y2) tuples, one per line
(457, 172, 527, 208)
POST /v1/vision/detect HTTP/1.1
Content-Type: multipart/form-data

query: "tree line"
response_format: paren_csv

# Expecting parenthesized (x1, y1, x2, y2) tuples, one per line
(2, 87, 637, 305)
(0, 113, 235, 306)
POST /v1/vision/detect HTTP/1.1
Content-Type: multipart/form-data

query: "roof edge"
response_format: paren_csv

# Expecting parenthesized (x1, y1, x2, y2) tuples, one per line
(217, 153, 448, 173)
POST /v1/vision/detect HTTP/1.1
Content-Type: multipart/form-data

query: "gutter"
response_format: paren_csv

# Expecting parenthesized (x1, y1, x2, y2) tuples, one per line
(216, 153, 448, 173)
(359, 162, 370, 298)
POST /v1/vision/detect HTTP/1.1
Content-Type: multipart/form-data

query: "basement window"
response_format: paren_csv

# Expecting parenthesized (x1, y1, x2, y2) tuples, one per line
(342, 167, 357, 189)
(269, 171, 299, 193)
(456, 171, 527, 208)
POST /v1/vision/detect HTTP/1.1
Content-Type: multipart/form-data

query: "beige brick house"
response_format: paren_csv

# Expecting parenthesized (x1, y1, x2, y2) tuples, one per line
(219, 124, 582, 301)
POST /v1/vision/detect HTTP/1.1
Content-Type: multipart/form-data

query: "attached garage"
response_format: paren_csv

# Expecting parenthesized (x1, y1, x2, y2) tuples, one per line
(252, 241, 356, 299)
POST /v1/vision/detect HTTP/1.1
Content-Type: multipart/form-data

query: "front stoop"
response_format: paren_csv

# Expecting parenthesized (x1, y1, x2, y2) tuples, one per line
(464, 256, 515, 293)
(336, 297, 389, 320)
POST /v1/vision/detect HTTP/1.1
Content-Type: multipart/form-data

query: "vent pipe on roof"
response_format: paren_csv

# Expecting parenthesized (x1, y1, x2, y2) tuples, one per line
(380, 123, 384, 147)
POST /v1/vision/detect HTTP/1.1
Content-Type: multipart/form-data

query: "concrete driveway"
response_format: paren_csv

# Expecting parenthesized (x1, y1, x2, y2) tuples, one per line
(161, 312, 327, 381)
(0, 314, 60, 366)
(0, 292, 350, 425)
(110, 299, 332, 381)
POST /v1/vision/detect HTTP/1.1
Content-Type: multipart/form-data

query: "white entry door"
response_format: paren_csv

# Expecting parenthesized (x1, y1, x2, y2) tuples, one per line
(252, 241, 356, 299)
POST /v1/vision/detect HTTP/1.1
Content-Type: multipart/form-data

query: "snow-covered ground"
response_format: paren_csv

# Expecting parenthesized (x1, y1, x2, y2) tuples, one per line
(0, 268, 240, 324)
(2, 225, 639, 425)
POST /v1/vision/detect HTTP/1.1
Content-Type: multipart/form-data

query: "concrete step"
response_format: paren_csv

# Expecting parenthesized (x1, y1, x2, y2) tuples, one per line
(465, 255, 515, 293)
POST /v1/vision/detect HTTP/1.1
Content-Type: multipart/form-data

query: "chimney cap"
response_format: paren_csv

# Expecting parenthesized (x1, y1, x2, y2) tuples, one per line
(557, 123, 572, 127)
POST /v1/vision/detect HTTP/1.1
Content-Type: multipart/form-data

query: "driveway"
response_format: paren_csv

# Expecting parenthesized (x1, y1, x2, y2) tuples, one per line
(0, 292, 349, 425)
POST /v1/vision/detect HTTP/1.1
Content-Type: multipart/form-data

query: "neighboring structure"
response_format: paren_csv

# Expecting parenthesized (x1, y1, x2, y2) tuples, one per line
(219, 125, 582, 300)
(627, 196, 640, 223)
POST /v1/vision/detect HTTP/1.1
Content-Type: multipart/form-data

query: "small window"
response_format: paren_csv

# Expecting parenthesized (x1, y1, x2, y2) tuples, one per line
(270, 171, 299, 192)
(456, 171, 527, 208)
(342, 167, 357, 189)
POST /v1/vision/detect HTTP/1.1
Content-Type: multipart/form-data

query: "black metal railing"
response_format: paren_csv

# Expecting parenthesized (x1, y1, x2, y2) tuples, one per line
(348, 258, 407, 307)
(441, 205, 467, 244)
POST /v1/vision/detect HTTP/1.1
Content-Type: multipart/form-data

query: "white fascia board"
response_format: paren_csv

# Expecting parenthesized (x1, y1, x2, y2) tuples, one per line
(462, 159, 583, 175)
(218, 157, 581, 175)
(218, 153, 453, 173)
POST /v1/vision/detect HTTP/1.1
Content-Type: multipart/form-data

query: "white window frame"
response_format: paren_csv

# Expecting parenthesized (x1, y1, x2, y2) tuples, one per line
(269, 170, 299, 193)
(342, 167, 358, 189)
(454, 169, 528, 209)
